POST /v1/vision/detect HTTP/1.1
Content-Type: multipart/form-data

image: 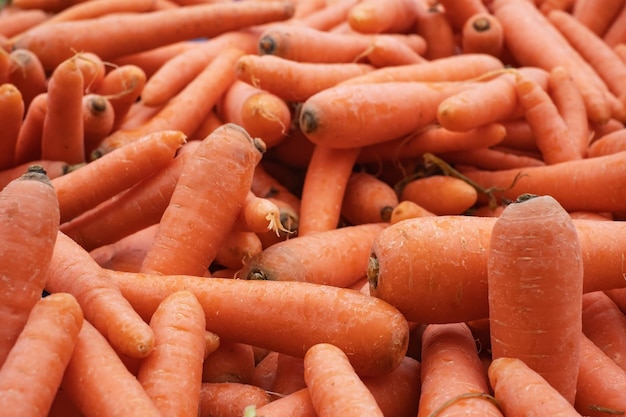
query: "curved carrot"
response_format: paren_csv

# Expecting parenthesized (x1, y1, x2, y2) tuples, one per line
(362, 35, 426, 67)
(140, 123, 265, 276)
(0, 293, 83, 417)
(0, 167, 59, 368)
(341, 171, 398, 224)
(6, 48, 46, 110)
(137, 290, 206, 417)
(347, 0, 418, 34)
(461, 12, 504, 57)
(0, 83, 23, 171)
(400, 175, 478, 215)
(11, 1, 295, 70)
(107, 270, 410, 377)
(488, 194, 583, 404)
(241, 223, 387, 287)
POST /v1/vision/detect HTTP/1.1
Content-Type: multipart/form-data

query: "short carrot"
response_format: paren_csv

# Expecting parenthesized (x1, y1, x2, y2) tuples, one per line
(400, 175, 478, 215)
(234, 190, 285, 235)
(0, 83, 24, 171)
(107, 270, 410, 377)
(0, 166, 60, 368)
(461, 12, 504, 57)
(0, 293, 83, 417)
(389, 200, 435, 224)
(140, 123, 265, 276)
(241, 222, 387, 287)
(488, 194, 583, 404)
(137, 290, 206, 417)
(341, 171, 398, 224)
(347, 0, 418, 34)
(11, 1, 296, 70)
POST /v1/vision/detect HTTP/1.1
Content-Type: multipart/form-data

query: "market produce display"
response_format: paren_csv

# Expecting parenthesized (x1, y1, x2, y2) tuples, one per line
(1, 0, 626, 416)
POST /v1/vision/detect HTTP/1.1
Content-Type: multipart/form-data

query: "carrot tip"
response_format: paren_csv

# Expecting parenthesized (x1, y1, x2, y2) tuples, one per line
(258, 35, 277, 55)
(299, 109, 318, 134)
(366, 254, 379, 290)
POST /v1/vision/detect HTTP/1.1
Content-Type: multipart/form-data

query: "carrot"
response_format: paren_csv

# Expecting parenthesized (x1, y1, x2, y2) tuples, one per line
(252, 163, 302, 214)
(71, 51, 106, 94)
(199, 382, 272, 417)
(241, 222, 387, 287)
(362, 35, 426, 67)
(189, 109, 225, 141)
(297, 145, 360, 235)
(488, 194, 583, 403)
(41, 0, 157, 25)
(110, 40, 199, 79)
(294, 0, 359, 31)
(414, 3, 456, 60)
(90, 224, 159, 273)
(234, 190, 285, 235)
(347, 0, 418, 34)
(10, 0, 86, 13)
(440, 147, 546, 171)
(389, 200, 435, 224)
(52, 129, 185, 223)
(251, 387, 316, 417)
(107, 270, 410, 377)
(498, 118, 540, 152)
(61, 320, 161, 417)
(571, 0, 625, 37)
(47, 389, 83, 417)
(0, 167, 59, 368)
(137, 290, 206, 417)
(575, 334, 626, 417)
(417, 322, 503, 417)
(82, 93, 115, 159)
(140, 123, 265, 276)
(400, 175, 478, 215)
(268, 353, 306, 396)
(461, 12, 504, 57)
(215, 230, 263, 271)
(6, 48, 46, 110)
(0, 293, 83, 417)
(488, 357, 582, 416)
(0, 161, 68, 191)
(304, 343, 385, 417)
(235, 54, 374, 103)
(0, 83, 24, 172)
(59, 140, 199, 252)
(0, 8, 49, 38)
(41, 56, 85, 165)
(587, 127, 626, 157)
(202, 341, 257, 384)
(603, 3, 626, 47)
(341, 171, 398, 225)
(11, 1, 296, 71)
(96, 47, 244, 155)
(436, 0, 488, 31)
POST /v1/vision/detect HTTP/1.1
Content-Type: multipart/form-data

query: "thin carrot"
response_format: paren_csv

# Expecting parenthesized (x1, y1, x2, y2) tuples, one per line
(234, 190, 285, 235)
(294, 0, 359, 31)
(587, 127, 626, 157)
(41, 0, 157, 25)
(199, 382, 272, 417)
(571, 0, 625, 37)
(73, 52, 106, 94)
(488, 357, 582, 416)
(202, 341, 257, 384)
(417, 322, 503, 417)
(436, 0, 488, 31)
(362, 35, 427, 67)
(0, 293, 83, 417)
(0, 166, 59, 368)
(0, 83, 24, 171)
(440, 147, 546, 170)
(498, 118, 540, 152)
(0, 160, 68, 191)
(241, 222, 387, 287)
(461, 12, 504, 57)
(61, 320, 161, 417)
(488, 194, 583, 403)
(400, 175, 478, 215)
(304, 343, 385, 417)
(414, 3, 456, 60)
(140, 123, 265, 276)
(11, 1, 296, 70)
(347, 0, 418, 34)
(251, 163, 302, 214)
(52, 129, 185, 223)
(45, 232, 156, 358)
(341, 171, 398, 225)
(0, 7, 49, 38)
(110, 40, 198, 79)
(107, 270, 410, 377)
(41, 56, 85, 165)
(6, 48, 46, 109)
(82, 93, 115, 159)
(10, 0, 86, 13)
(137, 290, 206, 417)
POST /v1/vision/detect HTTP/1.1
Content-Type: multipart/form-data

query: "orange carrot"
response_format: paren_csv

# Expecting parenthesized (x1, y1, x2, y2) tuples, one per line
(90, 224, 158, 273)
(0, 160, 68, 190)
(73, 51, 106, 93)
(488, 357, 582, 416)
(389, 200, 435, 224)
(140, 123, 265, 276)
(215, 230, 263, 271)
(189, 109, 225, 141)
(82, 93, 115, 159)
(110, 40, 199, 79)
(347, 0, 418, 34)
(241, 222, 387, 287)
(0, 293, 83, 417)
(199, 382, 272, 417)
(461, 12, 504, 57)
(294, 0, 359, 31)
(10, 0, 86, 13)
(0, 83, 24, 171)
(61, 320, 161, 417)
(603, 3, 626, 47)
(52, 129, 185, 223)
(6, 48, 46, 110)
(11, 1, 295, 70)
(341, 171, 398, 225)
(202, 341, 256, 384)
(0, 167, 59, 368)
(45, 232, 156, 358)
(304, 343, 385, 416)
(436, 0, 488, 31)
(137, 290, 206, 417)
(572, 0, 626, 37)
(252, 163, 302, 214)
(362, 35, 427, 67)
(107, 270, 410, 377)
(41, 0, 157, 25)
(234, 190, 285, 235)
(400, 175, 478, 215)
(440, 147, 546, 170)
(414, 3, 456, 60)
(0, 7, 49, 38)
(41, 56, 85, 165)
(417, 322, 503, 417)
(587, 127, 626, 157)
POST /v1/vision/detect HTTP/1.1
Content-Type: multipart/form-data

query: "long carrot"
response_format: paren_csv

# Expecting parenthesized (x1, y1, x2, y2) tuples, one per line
(347, 0, 418, 34)
(0, 83, 23, 171)
(107, 270, 410, 377)
(13, 92, 47, 165)
(40, 0, 158, 25)
(11, 1, 295, 70)
(0, 293, 83, 417)
(0, 166, 59, 368)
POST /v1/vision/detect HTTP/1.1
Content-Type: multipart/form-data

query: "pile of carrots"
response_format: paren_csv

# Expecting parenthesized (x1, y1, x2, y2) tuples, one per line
(3, 0, 626, 415)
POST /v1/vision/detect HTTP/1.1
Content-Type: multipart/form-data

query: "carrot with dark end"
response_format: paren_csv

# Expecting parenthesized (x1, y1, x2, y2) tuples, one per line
(341, 171, 398, 225)
(6, 48, 46, 110)
(13, 92, 47, 165)
(461, 12, 504, 57)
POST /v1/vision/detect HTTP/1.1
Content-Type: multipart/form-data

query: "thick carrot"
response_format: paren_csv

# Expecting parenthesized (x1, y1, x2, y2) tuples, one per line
(0, 293, 83, 417)
(417, 322, 503, 417)
(199, 382, 272, 417)
(6, 48, 46, 110)
(0, 7, 49, 38)
(202, 341, 256, 384)
(488, 357, 582, 417)
(347, 0, 418, 34)
(137, 290, 206, 417)
(240, 222, 387, 287)
(400, 175, 478, 215)
(61, 320, 161, 417)
(52, 129, 185, 223)
(461, 12, 504, 57)
(0, 167, 59, 368)
(45, 232, 156, 358)
(140, 123, 265, 276)
(0, 83, 23, 171)
(341, 171, 398, 224)
(107, 270, 410, 377)
(11, 1, 295, 70)
(488, 194, 583, 403)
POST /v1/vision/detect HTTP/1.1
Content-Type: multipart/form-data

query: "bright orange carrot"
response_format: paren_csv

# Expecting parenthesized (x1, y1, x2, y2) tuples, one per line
(347, 0, 418, 34)
(202, 341, 256, 384)
(82, 93, 115, 159)
(400, 175, 478, 215)
(0, 161, 68, 190)
(107, 270, 410, 377)
(440, 147, 546, 171)
(0, 83, 24, 171)
(199, 382, 273, 417)
(0, 166, 59, 368)
(417, 322, 503, 417)
(214, 230, 263, 271)
(241, 222, 387, 287)
(488, 357, 582, 416)
(389, 200, 435, 224)
(0, 7, 49, 38)
(41, 0, 157, 25)
(304, 343, 385, 416)
(6, 48, 46, 109)
(436, 0, 488, 31)
(0, 293, 83, 417)
(233, 190, 285, 235)
(45, 232, 156, 358)
(61, 320, 161, 417)
(414, 3, 456, 60)
(137, 290, 206, 417)
(11, 1, 296, 70)
(13, 92, 46, 165)
(41, 56, 85, 165)
(110, 40, 199, 79)
(587, 127, 626, 157)
(341, 171, 398, 225)
(52, 129, 185, 223)
(572, 0, 625, 37)
(461, 12, 504, 57)
(140, 123, 265, 276)
(362, 35, 427, 67)
(73, 51, 106, 94)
